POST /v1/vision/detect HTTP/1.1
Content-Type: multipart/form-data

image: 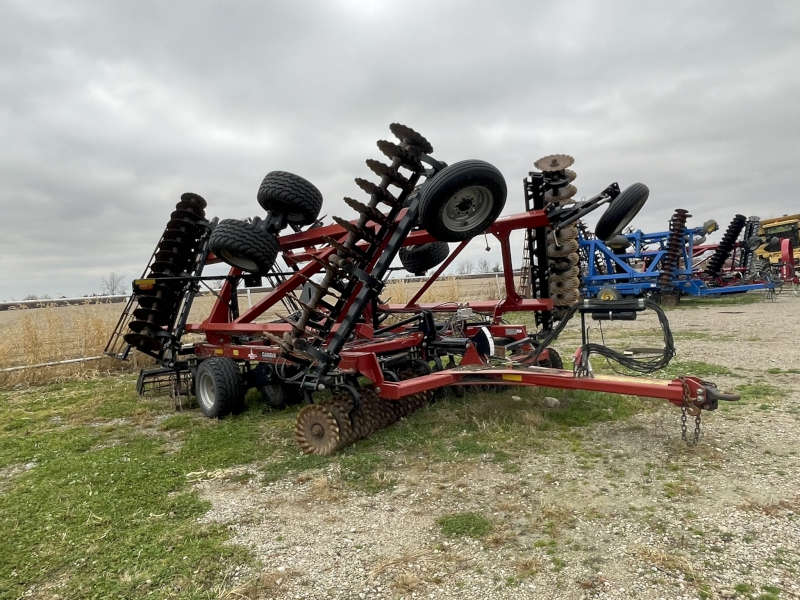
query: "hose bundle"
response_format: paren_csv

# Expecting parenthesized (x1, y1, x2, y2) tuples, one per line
(524, 299, 676, 375)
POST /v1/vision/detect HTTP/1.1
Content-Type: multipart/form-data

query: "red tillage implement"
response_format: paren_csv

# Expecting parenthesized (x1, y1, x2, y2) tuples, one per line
(106, 124, 738, 454)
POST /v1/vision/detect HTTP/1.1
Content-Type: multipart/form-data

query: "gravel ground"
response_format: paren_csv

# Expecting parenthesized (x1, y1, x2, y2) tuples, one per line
(196, 293, 800, 600)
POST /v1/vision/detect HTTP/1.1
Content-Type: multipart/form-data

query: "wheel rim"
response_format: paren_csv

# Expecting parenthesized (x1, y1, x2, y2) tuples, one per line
(219, 249, 260, 272)
(196, 371, 216, 411)
(442, 185, 494, 232)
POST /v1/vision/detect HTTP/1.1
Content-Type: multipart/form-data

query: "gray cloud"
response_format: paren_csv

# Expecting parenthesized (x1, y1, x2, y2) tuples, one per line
(1, 0, 798, 298)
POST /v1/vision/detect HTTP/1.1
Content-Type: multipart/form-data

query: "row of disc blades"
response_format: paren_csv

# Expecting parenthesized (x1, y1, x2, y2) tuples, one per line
(536, 155, 582, 310)
(295, 386, 433, 455)
(281, 124, 433, 365)
(124, 193, 208, 353)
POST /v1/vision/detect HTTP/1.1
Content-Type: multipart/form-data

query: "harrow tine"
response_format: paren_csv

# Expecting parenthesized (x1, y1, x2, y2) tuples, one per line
(332, 216, 380, 245)
(278, 315, 326, 342)
(309, 255, 350, 278)
(365, 159, 413, 191)
(298, 272, 344, 297)
(264, 332, 316, 363)
(263, 331, 294, 353)
(320, 235, 369, 262)
(343, 197, 390, 226)
(299, 299, 334, 315)
(354, 178, 401, 208)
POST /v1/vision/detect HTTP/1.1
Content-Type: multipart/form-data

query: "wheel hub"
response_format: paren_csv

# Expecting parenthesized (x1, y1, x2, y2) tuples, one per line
(220, 249, 259, 273)
(197, 372, 215, 411)
(443, 186, 493, 231)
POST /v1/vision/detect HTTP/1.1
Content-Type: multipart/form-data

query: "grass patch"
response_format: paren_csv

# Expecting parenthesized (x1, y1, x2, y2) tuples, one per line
(592, 358, 734, 380)
(735, 383, 788, 402)
(0, 376, 291, 599)
(669, 294, 767, 309)
(437, 512, 493, 538)
(158, 413, 196, 431)
(364, 386, 645, 464)
(766, 367, 800, 375)
(672, 331, 735, 341)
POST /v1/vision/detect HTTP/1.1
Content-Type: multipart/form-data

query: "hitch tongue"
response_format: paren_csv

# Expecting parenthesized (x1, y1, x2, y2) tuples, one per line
(703, 385, 742, 405)
(688, 383, 740, 413)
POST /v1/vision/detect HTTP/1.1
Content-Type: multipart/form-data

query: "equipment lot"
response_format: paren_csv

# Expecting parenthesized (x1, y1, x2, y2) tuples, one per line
(1, 293, 798, 599)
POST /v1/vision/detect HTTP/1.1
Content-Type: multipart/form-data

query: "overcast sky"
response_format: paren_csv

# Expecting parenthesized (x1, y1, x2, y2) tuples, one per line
(0, 0, 798, 299)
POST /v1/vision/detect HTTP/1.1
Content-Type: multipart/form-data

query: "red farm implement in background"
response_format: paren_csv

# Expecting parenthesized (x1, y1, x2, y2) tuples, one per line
(106, 123, 739, 454)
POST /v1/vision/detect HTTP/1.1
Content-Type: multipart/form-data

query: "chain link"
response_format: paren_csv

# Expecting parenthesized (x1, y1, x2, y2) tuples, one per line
(678, 376, 701, 446)
(694, 413, 702, 446)
(681, 405, 688, 442)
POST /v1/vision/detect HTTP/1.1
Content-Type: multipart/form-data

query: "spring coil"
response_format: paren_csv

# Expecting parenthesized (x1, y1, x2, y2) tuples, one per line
(658, 209, 690, 291)
(742, 216, 761, 273)
(705, 214, 747, 277)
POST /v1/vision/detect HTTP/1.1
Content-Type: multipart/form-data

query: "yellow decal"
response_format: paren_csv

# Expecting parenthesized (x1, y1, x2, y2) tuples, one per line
(595, 374, 671, 386)
(134, 278, 156, 290)
(214, 349, 223, 355)
(502, 374, 523, 382)
(233, 350, 239, 356)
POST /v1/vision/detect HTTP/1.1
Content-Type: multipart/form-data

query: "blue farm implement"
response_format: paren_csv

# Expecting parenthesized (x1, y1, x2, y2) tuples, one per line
(580, 211, 778, 304)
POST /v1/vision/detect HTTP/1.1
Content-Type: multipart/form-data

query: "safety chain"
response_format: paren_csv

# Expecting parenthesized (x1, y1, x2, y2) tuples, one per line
(678, 376, 701, 446)
(681, 407, 702, 446)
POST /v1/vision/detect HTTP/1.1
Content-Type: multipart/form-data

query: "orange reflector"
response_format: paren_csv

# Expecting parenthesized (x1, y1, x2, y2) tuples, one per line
(502, 374, 523, 382)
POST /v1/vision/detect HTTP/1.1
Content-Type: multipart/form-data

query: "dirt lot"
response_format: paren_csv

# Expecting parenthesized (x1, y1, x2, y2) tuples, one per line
(192, 293, 800, 600)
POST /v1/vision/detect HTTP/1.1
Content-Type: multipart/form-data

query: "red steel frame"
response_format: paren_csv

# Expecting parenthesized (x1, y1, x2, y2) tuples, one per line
(184, 204, 725, 412)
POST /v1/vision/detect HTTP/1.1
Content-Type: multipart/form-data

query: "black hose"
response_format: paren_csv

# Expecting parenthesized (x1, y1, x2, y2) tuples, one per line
(523, 299, 676, 374)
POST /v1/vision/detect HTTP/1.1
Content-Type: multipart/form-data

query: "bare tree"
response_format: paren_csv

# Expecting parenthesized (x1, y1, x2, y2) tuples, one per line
(456, 260, 475, 275)
(491, 262, 502, 273)
(101, 272, 127, 295)
(476, 258, 492, 273)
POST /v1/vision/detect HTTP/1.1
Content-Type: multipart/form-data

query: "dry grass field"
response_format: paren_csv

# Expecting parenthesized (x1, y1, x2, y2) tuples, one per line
(0, 275, 508, 385)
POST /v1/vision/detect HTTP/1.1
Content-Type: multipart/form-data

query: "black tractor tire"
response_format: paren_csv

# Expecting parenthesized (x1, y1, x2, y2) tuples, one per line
(257, 171, 323, 226)
(209, 219, 280, 274)
(399, 242, 450, 275)
(195, 357, 244, 418)
(419, 160, 507, 242)
(259, 382, 304, 410)
(595, 183, 649, 241)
